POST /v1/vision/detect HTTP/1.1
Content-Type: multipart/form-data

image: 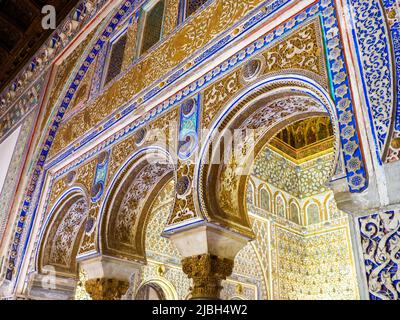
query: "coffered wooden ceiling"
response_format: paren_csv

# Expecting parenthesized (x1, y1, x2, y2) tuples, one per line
(0, 0, 80, 91)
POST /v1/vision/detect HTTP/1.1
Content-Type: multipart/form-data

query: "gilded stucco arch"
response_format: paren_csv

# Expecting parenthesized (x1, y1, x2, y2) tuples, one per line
(303, 198, 323, 225)
(246, 177, 256, 206)
(135, 277, 178, 300)
(98, 146, 176, 262)
(196, 75, 341, 237)
(274, 192, 287, 218)
(323, 192, 338, 220)
(288, 199, 301, 224)
(257, 184, 271, 211)
(37, 187, 90, 278)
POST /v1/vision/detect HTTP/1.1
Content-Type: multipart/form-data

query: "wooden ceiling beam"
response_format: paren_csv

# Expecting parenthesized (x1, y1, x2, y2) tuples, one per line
(26, 0, 42, 14)
(0, 45, 8, 57)
(0, 37, 12, 53)
(0, 11, 25, 34)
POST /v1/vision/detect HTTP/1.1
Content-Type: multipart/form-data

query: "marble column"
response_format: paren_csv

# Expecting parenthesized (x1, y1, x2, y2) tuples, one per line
(79, 255, 142, 300)
(168, 224, 250, 300)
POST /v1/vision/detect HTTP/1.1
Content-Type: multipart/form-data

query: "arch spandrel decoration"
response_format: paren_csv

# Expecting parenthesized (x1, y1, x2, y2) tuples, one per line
(77, 201, 101, 257)
(165, 96, 204, 229)
(195, 76, 342, 237)
(39, 155, 106, 263)
(38, 189, 90, 278)
(201, 16, 328, 131)
(99, 148, 176, 262)
(165, 158, 207, 231)
(144, 179, 179, 261)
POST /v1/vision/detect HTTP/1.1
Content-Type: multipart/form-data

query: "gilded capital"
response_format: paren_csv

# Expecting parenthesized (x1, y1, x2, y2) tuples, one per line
(182, 254, 234, 300)
(84, 278, 129, 300)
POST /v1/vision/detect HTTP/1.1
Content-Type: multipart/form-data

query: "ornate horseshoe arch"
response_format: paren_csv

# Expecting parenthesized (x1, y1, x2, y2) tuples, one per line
(196, 74, 342, 237)
(135, 277, 178, 300)
(98, 145, 177, 262)
(37, 186, 90, 278)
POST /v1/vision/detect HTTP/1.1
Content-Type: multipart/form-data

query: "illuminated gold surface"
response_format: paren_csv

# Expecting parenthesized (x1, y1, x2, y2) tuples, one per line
(49, 5, 327, 158)
(203, 17, 327, 130)
(38, 2, 359, 301)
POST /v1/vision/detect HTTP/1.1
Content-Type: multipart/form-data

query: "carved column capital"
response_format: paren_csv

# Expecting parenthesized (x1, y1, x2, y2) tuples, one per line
(78, 255, 142, 300)
(182, 254, 234, 300)
(84, 278, 129, 300)
(168, 224, 249, 299)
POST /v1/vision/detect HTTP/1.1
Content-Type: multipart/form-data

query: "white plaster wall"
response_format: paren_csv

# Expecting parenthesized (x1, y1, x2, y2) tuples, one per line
(0, 126, 21, 195)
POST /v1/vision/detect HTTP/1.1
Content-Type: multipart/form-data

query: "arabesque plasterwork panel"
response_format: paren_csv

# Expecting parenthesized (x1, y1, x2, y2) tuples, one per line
(78, 201, 101, 256)
(3, 0, 379, 292)
(202, 17, 327, 129)
(49, 0, 274, 157)
(358, 210, 400, 300)
(270, 223, 359, 300)
(349, 0, 394, 159)
(383, 0, 400, 162)
(253, 147, 334, 198)
(163, 0, 180, 37)
(42, 30, 97, 134)
(168, 160, 198, 226)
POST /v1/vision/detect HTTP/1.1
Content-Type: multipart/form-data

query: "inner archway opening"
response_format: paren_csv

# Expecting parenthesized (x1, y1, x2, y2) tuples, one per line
(243, 116, 359, 299)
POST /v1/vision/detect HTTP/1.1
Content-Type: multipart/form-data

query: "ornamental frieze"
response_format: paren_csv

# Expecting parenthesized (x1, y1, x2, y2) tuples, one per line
(48, 0, 288, 157)
(41, 30, 97, 134)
